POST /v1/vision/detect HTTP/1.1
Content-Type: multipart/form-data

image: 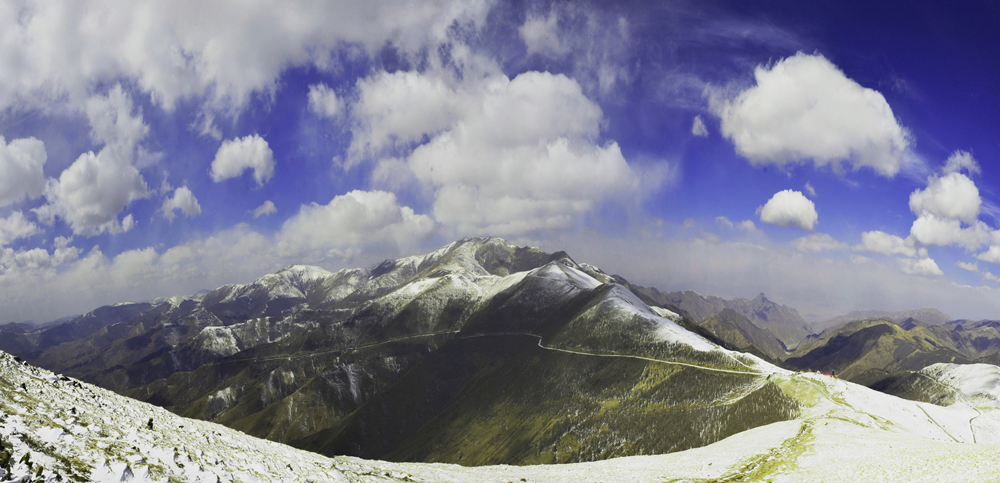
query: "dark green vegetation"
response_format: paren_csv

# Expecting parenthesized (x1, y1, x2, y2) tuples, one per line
(4, 238, 801, 465)
(865, 370, 962, 406)
(785, 318, 1000, 384)
(299, 336, 798, 465)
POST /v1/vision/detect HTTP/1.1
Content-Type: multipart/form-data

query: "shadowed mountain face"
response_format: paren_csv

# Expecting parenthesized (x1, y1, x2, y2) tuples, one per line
(7, 237, 799, 465)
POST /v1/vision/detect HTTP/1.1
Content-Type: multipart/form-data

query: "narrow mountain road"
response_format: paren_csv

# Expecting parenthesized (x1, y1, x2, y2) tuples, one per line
(207, 330, 764, 377)
(459, 332, 764, 376)
(206, 330, 462, 366)
(915, 404, 961, 443)
(916, 372, 982, 443)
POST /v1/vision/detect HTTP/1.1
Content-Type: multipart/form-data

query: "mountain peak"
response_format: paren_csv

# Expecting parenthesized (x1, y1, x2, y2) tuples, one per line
(458, 235, 514, 246)
(277, 263, 332, 276)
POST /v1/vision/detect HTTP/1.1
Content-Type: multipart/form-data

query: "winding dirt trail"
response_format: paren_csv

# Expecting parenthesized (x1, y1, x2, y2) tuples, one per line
(459, 332, 764, 376)
(207, 330, 766, 378)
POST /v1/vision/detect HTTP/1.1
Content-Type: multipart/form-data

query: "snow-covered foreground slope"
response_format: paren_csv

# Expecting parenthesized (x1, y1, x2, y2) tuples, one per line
(0, 350, 362, 482)
(7, 347, 1000, 482)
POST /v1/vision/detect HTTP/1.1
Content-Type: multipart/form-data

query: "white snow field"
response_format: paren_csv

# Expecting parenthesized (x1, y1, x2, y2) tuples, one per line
(5, 348, 1000, 481)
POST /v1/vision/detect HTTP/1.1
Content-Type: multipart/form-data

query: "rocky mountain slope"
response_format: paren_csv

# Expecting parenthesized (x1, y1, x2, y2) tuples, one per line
(6, 238, 799, 465)
(0, 350, 364, 482)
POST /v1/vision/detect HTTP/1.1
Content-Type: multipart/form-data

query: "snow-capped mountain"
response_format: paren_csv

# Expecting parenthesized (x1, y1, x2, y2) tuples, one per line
(5, 238, 793, 464)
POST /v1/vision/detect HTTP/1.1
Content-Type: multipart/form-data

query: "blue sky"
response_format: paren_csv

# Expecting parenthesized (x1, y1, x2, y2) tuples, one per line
(2, 0, 1000, 323)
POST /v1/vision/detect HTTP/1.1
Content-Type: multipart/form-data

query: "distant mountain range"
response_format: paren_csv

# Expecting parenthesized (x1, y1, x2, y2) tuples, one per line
(812, 308, 953, 333)
(784, 317, 1000, 386)
(631, 289, 811, 350)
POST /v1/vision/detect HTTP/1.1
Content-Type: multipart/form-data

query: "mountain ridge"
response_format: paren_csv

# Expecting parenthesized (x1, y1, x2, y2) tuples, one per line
(785, 316, 1000, 386)
(814, 308, 953, 334)
(6, 237, 802, 465)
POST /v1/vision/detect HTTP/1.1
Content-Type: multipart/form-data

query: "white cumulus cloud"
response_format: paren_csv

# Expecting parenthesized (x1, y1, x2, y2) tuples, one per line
(691, 115, 708, 137)
(857, 230, 917, 257)
(277, 190, 435, 259)
(34, 85, 149, 236)
(0, 136, 47, 207)
(977, 245, 1000, 264)
(0, 1, 493, 113)
(758, 189, 817, 231)
(898, 257, 944, 277)
(942, 150, 980, 176)
(792, 233, 847, 253)
(210, 135, 275, 186)
(909, 214, 992, 251)
(251, 200, 277, 218)
(905, 151, 995, 252)
(352, 68, 643, 236)
(710, 52, 911, 177)
(121, 214, 136, 233)
(349, 70, 466, 165)
(956, 261, 979, 272)
(717, 216, 758, 233)
(0, 212, 41, 246)
(161, 186, 202, 221)
(520, 10, 568, 57)
(909, 171, 981, 224)
(307, 83, 342, 118)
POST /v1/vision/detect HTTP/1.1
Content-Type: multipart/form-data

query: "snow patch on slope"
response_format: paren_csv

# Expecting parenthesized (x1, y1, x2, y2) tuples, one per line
(921, 363, 1000, 407)
(195, 326, 241, 356)
(586, 283, 718, 352)
(650, 306, 681, 321)
(529, 260, 602, 292)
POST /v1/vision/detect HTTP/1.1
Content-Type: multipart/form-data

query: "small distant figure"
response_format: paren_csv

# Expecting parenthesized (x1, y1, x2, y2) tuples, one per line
(147, 418, 154, 430)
